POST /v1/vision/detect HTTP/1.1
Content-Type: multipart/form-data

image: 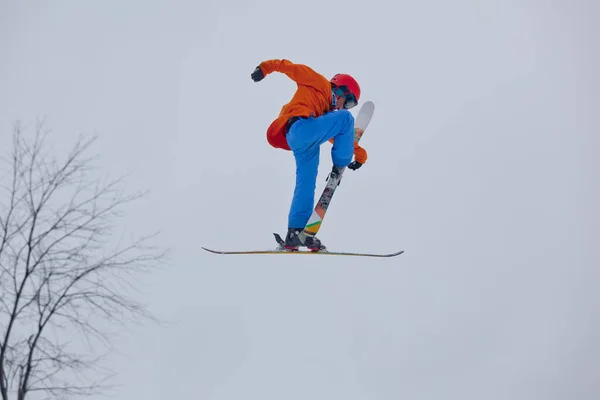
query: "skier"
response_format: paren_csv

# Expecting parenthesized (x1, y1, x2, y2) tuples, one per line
(251, 59, 366, 251)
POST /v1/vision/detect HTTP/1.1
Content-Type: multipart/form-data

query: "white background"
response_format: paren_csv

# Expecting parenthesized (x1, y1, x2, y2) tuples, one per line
(1, 1, 599, 399)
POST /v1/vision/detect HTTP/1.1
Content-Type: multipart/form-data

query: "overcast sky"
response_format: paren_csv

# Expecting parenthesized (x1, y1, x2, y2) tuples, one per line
(1, 1, 599, 399)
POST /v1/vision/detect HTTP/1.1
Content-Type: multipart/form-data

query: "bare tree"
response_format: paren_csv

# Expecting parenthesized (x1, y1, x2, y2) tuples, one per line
(0, 122, 165, 400)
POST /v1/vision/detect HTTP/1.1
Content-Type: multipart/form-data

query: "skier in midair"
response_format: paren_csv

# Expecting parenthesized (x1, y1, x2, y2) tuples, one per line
(251, 59, 366, 251)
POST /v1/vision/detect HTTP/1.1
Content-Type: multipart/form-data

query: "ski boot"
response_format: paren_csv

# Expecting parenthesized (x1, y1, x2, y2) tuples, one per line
(284, 228, 327, 252)
(326, 165, 344, 185)
(304, 234, 327, 252)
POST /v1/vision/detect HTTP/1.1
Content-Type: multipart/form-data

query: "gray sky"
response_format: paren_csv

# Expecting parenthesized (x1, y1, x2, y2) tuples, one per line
(1, 1, 599, 399)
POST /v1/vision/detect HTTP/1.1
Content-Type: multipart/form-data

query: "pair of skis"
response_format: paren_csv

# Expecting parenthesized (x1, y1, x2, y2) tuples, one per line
(202, 101, 403, 258)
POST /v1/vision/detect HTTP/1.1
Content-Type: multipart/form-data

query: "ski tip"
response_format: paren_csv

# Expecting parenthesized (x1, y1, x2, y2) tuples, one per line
(388, 250, 404, 257)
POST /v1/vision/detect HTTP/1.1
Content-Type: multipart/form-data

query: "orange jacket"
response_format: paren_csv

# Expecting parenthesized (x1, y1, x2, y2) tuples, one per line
(260, 59, 367, 164)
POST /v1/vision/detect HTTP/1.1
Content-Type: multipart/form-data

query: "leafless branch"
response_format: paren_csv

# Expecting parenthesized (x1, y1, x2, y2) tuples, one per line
(0, 121, 166, 400)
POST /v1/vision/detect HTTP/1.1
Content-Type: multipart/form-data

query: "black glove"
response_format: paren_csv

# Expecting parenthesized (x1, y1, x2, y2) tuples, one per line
(251, 66, 264, 82)
(347, 161, 363, 171)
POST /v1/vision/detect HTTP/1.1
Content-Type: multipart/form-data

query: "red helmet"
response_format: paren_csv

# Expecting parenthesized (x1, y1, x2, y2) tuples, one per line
(330, 73, 361, 101)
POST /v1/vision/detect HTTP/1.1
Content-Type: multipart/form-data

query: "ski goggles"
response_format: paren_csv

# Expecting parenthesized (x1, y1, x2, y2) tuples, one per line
(333, 85, 358, 109)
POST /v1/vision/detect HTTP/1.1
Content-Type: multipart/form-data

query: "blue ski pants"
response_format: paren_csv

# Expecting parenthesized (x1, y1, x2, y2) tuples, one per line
(285, 109, 355, 229)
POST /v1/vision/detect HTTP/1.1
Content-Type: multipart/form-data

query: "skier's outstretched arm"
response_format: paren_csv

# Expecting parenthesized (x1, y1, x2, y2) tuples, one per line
(251, 59, 329, 90)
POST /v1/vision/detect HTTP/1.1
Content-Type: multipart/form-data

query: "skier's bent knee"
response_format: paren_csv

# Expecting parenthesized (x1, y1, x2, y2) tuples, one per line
(338, 109, 354, 126)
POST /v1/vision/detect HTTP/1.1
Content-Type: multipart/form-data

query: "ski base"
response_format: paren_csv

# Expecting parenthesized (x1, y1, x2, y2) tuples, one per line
(201, 247, 403, 257)
(201, 233, 404, 258)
